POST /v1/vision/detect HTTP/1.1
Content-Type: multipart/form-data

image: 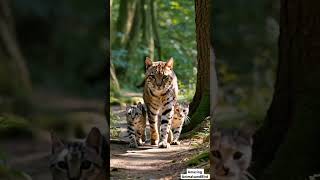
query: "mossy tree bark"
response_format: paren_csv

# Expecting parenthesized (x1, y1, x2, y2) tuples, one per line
(0, 0, 32, 103)
(183, 0, 211, 133)
(249, 1, 320, 179)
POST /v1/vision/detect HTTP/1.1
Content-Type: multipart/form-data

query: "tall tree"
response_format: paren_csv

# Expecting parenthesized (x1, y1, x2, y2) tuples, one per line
(249, 1, 320, 179)
(183, 0, 210, 132)
(112, 0, 161, 79)
(0, 0, 32, 100)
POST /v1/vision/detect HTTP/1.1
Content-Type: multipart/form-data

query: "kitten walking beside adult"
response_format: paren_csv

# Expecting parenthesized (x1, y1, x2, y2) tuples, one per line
(126, 102, 147, 148)
(143, 57, 178, 148)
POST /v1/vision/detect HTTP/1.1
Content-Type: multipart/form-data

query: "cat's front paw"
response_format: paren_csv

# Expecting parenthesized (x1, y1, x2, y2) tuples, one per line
(159, 141, 170, 148)
(171, 140, 180, 145)
(151, 139, 159, 145)
(137, 139, 144, 146)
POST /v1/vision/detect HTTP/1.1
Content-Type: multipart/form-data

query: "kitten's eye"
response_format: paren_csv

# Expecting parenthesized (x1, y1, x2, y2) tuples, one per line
(163, 75, 168, 79)
(81, 160, 92, 170)
(57, 161, 68, 170)
(212, 150, 221, 159)
(233, 151, 243, 160)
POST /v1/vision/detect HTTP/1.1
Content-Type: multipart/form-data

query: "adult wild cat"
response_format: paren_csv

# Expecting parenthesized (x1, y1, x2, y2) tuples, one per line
(143, 57, 178, 148)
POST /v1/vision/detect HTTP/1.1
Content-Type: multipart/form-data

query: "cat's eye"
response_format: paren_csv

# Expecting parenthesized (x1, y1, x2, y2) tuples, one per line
(57, 161, 68, 170)
(81, 160, 92, 170)
(163, 75, 168, 79)
(233, 151, 243, 160)
(212, 150, 221, 159)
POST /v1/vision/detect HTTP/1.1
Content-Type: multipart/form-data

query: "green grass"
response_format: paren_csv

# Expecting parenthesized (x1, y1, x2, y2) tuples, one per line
(187, 151, 209, 166)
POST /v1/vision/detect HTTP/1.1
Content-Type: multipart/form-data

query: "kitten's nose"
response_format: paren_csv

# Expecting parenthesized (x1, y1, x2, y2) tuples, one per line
(223, 166, 230, 175)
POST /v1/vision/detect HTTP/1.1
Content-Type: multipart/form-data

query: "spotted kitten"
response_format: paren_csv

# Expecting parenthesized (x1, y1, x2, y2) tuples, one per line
(126, 102, 147, 148)
(169, 102, 189, 145)
(210, 129, 255, 180)
(49, 127, 107, 180)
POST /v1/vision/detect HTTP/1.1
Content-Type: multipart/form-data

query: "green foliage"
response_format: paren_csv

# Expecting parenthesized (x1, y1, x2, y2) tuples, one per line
(111, 0, 196, 93)
(0, 115, 33, 139)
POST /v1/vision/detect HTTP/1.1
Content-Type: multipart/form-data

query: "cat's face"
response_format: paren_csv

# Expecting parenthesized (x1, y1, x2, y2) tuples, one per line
(145, 57, 175, 93)
(175, 103, 189, 119)
(126, 103, 144, 121)
(210, 129, 252, 180)
(50, 128, 105, 180)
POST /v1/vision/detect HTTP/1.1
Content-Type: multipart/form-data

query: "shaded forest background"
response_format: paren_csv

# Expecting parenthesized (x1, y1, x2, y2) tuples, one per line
(0, 0, 107, 179)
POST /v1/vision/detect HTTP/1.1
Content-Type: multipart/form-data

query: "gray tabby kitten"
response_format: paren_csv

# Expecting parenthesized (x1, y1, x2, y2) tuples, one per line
(143, 57, 178, 148)
(49, 127, 106, 180)
(126, 102, 147, 148)
(210, 129, 254, 180)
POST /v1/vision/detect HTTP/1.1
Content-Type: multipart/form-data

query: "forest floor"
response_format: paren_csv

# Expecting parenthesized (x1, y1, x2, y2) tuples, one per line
(0, 89, 107, 180)
(110, 104, 207, 180)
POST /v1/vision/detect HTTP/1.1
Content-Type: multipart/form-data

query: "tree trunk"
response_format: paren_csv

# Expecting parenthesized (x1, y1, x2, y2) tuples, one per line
(141, 0, 154, 60)
(150, 0, 161, 60)
(183, 0, 210, 132)
(0, 0, 32, 99)
(250, 1, 320, 179)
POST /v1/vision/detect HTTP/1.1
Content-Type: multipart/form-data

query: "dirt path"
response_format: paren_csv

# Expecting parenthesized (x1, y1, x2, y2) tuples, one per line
(110, 99, 201, 180)
(110, 140, 200, 180)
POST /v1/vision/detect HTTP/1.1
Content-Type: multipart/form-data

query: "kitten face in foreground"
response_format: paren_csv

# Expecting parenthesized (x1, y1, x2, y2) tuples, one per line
(211, 129, 253, 180)
(49, 128, 106, 180)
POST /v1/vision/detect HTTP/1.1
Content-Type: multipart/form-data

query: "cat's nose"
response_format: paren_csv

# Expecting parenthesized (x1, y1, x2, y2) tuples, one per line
(223, 166, 230, 175)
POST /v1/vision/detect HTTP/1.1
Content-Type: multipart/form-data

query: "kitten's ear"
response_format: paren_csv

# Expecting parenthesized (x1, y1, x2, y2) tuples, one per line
(86, 127, 102, 153)
(137, 102, 143, 109)
(145, 57, 153, 69)
(50, 131, 64, 154)
(238, 127, 254, 146)
(165, 57, 174, 69)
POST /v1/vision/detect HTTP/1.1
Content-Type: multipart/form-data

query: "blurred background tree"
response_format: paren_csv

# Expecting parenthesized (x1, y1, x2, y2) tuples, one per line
(111, 0, 197, 101)
(0, 0, 107, 178)
(212, 0, 279, 128)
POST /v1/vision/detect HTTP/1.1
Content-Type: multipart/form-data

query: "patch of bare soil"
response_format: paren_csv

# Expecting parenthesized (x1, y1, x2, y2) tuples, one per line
(110, 140, 201, 180)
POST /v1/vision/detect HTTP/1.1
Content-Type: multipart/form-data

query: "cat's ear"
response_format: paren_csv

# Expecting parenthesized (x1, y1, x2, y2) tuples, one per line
(50, 131, 64, 154)
(165, 57, 174, 69)
(145, 57, 153, 69)
(86, 127, 102, 153)
(238, 127, 254, 146)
